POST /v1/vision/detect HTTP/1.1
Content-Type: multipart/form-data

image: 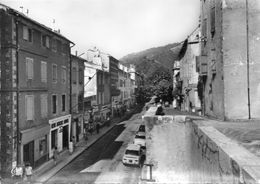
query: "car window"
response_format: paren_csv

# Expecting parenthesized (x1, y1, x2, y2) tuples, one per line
(139, 125, 145, 131)
(135, 135, 145, 139)
(125, 149, 139, 156)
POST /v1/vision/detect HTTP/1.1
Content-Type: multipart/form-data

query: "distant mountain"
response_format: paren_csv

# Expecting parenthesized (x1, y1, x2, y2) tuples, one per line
(120, 43, 181, 78)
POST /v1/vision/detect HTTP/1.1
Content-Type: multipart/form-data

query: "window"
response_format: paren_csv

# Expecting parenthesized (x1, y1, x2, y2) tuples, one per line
(52, 95, 57, 114)
(102, 92, 104, 105)
(72, 67, 77, 84)
(26, 57, 34, 80)
(52, 64, 57, 82)
(211, 6, 216, 37)
(23, 26, 33, 42)
(61, 43, 67, 54)
(62, 94, 66, 112)
(41, 61, 47, 82)
(42, 35, 50, 48)
(98, 92, 102, 105)
(61, 67, 66, 84)
(57, 40, 62, 52)
(79, 69, 83, 84)
(52, 39, 57, 52)
(39, 136, 47, 156)
(40, 94, 48, 117)
(25, 95, 34, 120)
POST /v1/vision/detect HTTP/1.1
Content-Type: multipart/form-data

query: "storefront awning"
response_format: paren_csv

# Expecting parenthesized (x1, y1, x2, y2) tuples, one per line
(20, 124, 50, 144)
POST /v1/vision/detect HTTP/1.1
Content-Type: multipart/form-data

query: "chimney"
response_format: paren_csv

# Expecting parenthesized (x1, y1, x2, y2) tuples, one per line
(75, 51, 78, 56)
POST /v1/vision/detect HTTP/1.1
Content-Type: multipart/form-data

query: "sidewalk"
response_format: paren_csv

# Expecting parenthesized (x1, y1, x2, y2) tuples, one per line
(31, 107, 141, 184)
(164, 106, 260, 159)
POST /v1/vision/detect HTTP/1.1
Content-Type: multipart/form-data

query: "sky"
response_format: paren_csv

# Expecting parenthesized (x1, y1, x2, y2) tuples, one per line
(1, 0, 200, 59)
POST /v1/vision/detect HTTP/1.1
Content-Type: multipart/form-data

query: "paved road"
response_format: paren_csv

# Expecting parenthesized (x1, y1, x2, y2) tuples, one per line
(46, 113, 143, 184)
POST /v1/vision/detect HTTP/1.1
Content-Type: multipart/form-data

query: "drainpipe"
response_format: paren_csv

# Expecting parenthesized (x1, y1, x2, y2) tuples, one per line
(15, 18, 20, 165)
(69, 43, 75, 115)
(246, 0, 251, 119)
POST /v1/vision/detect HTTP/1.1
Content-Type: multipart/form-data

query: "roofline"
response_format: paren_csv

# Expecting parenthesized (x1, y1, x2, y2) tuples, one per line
(0, 3, 74, 44)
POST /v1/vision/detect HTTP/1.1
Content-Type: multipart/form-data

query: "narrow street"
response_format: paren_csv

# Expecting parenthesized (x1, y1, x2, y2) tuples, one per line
(46, 113, 143, 184)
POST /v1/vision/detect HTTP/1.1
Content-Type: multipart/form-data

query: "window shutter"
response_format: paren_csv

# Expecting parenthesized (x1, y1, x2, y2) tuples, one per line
(41, 61, 47, 82)
(41, 94, 48, 117)
(23, 26, 29, 40)
(26, 58, 34, 80)
(26, 95, 34, 120)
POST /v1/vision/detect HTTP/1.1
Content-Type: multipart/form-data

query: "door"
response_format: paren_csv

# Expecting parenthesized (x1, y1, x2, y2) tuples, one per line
(23, 141, 34, 167)
(63, 125, 69, 149)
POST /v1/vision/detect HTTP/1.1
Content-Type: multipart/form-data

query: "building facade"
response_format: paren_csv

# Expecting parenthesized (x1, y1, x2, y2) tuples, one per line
(177, 28, 201, 113)
(0, 4, 72, 175)
(197, 0, 260, 120)
(71, 55, 85, 143)
(109, 56, 120, 117)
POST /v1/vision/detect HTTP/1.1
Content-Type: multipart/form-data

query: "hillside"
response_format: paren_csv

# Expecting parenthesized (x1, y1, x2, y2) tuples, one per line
(120, 43, 181, 77)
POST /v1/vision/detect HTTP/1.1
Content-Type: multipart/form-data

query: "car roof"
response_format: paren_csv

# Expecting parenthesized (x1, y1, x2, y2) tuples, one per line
(136, 132, 145, 136)
(126, 144, 141, 151)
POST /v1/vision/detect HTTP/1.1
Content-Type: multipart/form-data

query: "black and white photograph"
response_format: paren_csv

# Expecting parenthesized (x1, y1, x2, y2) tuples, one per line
(0, 0, 260, 183)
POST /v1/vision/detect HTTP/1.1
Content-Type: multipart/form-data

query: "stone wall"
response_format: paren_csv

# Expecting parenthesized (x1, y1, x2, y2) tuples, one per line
(141, 107, 260, 183)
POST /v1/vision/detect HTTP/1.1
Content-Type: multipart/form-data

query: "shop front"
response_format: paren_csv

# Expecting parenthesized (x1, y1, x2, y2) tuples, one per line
(20, 124, 49, 168)
(72, 114, 83, 142)
(49, 115, 71, 158)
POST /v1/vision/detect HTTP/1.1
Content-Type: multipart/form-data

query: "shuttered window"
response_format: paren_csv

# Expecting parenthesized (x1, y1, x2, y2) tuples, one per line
(26, 58, 34, 80)
(61, 66, 66, 84)
(62, 94, 66, 112)
(41, 61, 47, 82)
(52, 95, 57, 114)
(52, 64, 57, 83)
(41, 94, 48, 117)
(25, 95, 34, 120)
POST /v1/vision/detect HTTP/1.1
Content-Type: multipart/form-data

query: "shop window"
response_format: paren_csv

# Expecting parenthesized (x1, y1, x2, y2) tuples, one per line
(39, 136, 47, 156)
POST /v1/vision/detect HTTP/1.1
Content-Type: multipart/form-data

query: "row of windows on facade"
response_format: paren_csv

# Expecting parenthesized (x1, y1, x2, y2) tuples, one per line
(23, 25, 68, 54)
(26, 57, 82, 84)
(25, 94, 66, 121)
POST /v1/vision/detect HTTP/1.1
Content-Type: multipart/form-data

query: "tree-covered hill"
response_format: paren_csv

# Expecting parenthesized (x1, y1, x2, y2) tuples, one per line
(120, 43, 182, 103)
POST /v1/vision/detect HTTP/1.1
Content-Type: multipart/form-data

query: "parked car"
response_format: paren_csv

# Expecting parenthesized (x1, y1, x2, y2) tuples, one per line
(122, 144, 143, 167)
(134, 132, 146, 154)
(138, 124, 145, 133)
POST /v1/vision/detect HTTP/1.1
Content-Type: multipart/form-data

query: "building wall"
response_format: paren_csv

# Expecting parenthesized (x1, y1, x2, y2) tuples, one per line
(179, 29, 200, 113)
(201, 0, 260, 120)
(0, 6, 71, 174)
(0, 10, 18, 175)
(200, 0, 225, 120)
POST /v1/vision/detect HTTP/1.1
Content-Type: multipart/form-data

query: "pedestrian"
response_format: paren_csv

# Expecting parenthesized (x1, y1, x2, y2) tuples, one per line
(83, 128, 88, 141)
(72, 136, 76, 148)
(53, 147, 59, 165)
(106, 116, 110, 127)
(24, 163, 33, 183)
(11, 164, 24, 182)
(96, 123, 100, 134)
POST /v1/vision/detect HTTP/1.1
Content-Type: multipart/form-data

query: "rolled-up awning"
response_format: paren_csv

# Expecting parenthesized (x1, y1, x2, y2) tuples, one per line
(20, 124, 50, 144)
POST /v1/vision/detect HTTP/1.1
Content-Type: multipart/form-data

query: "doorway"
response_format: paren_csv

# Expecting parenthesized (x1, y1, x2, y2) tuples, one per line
(63, 125, 69, 149)
(51, 129, 58, 149)
(23, 141, 34, 167)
